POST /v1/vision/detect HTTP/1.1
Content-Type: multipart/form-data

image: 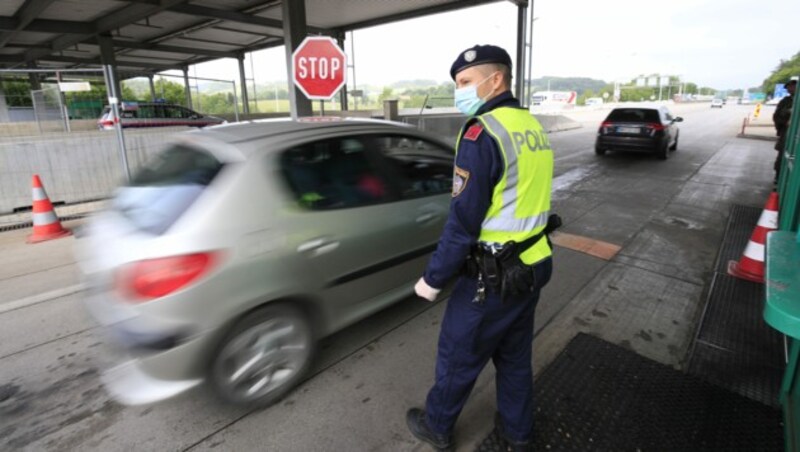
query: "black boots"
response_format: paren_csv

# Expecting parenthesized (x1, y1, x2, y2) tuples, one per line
(476, 413, 533, 452)
(406, 408, 454, 451)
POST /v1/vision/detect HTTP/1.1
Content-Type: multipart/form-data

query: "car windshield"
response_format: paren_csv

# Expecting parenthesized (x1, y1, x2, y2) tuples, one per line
(112, 145, 224, 235)
(606, 109, 661, 123)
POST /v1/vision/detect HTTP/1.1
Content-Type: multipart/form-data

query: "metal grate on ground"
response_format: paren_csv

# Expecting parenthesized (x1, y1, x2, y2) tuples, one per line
(714, 204, 762, 273)
(687, 202, 787, 408)
(492, 333, 784, 452)
(694, 273, 785, 364)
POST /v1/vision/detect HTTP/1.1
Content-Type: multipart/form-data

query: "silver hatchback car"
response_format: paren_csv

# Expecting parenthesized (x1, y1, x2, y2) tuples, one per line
(75, 118, 453, 406)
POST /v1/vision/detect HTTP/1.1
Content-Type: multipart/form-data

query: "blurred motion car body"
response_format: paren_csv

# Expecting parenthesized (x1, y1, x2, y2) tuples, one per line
(98, 102, 225, 130)
(75, 118, 453, 406)
(711, 99, 724, 108)
(595, 106, 682, 160)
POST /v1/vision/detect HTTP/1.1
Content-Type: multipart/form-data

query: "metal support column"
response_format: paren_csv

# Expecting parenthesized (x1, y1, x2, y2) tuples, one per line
(97, 34, 130, 182)
(55, 71, 70, 132)
(148, 74, 156, 101)
(0, 75, 10, 123)
(182, 66, 192, 109)
(27, 61, 41, 91)
(336, 32, 349, 111)
(97, 35, 121, 102)
(515, 3, 527, 101)
(101, 64, 130, 182)
(526, 1, 535, 107)
(282, 0, 312, 118)
(237, 54, 250, 115)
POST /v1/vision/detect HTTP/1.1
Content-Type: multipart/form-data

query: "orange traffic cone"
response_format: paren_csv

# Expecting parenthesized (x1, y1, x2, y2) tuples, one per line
(727, 192, 779, 283)
(26, 174, 72, 244)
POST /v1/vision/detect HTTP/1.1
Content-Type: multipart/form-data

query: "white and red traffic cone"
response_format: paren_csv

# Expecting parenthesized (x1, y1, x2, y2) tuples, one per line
(727, 192, 779, 283)
(26, 174, 72, 244)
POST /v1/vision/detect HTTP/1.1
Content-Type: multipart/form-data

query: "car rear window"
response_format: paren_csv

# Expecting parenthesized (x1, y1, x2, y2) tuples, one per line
(606, 109, 660, 123)
(112, 145, 223, 235)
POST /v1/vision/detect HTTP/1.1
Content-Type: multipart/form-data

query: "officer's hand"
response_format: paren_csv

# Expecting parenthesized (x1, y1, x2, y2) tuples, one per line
(414, 277, 441, 302)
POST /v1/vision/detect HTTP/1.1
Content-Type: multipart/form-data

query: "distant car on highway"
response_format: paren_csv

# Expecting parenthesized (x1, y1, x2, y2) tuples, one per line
(711, 99, 724, 108)
(595, 106, 682, 160)
(98, 102, 226, 130)
(75, 118, 453, 407)
(585, 97, 604, 107)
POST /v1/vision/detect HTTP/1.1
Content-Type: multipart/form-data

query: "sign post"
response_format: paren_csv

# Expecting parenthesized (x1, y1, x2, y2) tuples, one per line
(292, 36, 347, 118)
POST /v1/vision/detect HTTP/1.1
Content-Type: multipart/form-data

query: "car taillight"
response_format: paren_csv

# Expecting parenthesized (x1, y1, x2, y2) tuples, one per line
(118, 252, 217, 302)
(647, 123, 666, 131)
(600, 121, 613, 133)
(100, 119, 114, 127)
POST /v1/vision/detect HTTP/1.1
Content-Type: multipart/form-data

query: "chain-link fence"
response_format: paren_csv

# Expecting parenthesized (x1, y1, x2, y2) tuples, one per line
(31, 86, 67, 133)
(130, 73, 240, 122)
(1, 69, 109, 137)
(0, 68, 211, 218)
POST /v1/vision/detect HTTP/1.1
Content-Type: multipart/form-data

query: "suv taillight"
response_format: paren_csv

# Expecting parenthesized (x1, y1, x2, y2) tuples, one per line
(647, 123, 666, 131)
(118, 252, 217, 302)
(600, 121, 613, 134)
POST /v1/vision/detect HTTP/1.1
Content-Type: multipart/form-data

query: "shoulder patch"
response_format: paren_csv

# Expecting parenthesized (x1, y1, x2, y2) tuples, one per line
(452, 166, 470, 197)
(463, 124, 483, 141)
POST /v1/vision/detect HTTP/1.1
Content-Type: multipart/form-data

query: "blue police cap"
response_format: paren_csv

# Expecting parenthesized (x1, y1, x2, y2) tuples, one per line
(450, 44, 512, 80)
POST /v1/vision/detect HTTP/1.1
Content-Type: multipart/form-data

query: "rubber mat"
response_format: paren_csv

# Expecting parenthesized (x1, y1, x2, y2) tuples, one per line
(714, 204, 762, 273)
(477, 333, 784, 451)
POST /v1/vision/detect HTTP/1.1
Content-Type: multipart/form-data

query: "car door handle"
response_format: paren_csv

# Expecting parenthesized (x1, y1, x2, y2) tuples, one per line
(297, 238, 340, 256)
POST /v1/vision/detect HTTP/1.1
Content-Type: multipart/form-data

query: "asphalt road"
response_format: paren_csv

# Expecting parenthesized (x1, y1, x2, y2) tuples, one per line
(0, 102, 775, 451)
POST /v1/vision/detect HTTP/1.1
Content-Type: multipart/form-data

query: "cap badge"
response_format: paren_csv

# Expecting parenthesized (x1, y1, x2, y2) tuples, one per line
(464, 50, 476, 62)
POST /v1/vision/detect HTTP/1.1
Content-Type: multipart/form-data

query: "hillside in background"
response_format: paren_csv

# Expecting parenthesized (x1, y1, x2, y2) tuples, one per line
(528, 76, 608, 94)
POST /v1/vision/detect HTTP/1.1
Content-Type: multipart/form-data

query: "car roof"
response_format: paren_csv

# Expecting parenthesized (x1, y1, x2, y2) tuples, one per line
(183, 117, 427, 151)
(610, 105, 662, 112)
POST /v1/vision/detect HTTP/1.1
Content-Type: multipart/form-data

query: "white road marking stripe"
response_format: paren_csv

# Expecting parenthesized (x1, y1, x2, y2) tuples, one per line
(0, 284, 86, 314)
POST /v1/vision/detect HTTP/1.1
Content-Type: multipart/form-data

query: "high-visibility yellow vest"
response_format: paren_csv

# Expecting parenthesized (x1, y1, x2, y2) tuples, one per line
(456, 106, 554, 265)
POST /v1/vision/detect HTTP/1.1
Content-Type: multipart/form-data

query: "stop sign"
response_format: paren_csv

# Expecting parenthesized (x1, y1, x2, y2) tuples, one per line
(292, 36, 347, 100)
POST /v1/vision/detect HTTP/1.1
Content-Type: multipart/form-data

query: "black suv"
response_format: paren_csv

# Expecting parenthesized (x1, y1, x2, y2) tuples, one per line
(595, 106, 682, 160)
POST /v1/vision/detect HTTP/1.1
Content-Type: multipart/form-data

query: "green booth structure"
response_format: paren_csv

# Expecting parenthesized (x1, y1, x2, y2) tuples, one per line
(765, 75, 800, 452)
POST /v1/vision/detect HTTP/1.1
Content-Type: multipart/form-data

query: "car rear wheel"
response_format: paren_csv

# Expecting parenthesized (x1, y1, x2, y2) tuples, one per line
(211, 304, 315, 407)
(669, 132, 679, 151)
(595, 146, 606, 156)
(657, 141, 669, 160)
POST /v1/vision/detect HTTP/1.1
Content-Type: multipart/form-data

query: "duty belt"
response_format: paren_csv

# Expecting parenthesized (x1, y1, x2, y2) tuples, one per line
(463, 214, 562, 301)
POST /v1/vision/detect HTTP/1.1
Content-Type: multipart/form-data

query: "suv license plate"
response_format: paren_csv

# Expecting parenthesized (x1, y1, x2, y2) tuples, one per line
(617, 127, 639, 134)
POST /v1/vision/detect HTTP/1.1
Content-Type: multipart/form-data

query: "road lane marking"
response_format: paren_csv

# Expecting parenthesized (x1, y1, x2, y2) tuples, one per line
(0, 284, 86, 314)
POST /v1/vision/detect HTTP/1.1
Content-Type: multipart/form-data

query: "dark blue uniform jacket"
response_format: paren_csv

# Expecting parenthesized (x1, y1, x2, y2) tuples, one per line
(423, 91, 522, 289)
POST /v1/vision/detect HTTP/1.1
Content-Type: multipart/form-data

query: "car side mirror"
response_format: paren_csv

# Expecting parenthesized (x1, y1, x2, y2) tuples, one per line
(674, 117, 683, 122)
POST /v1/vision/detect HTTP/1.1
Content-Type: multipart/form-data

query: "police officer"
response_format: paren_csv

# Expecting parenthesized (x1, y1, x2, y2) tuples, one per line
(407, 44, 555, 451)
(773, 79, 796, 184)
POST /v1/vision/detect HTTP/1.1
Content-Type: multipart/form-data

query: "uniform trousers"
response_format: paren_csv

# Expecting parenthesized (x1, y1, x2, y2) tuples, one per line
(425, 258, 552, 443)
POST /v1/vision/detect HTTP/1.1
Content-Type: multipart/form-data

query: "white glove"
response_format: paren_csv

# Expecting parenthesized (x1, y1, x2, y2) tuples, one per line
(414, 277, 441, 302)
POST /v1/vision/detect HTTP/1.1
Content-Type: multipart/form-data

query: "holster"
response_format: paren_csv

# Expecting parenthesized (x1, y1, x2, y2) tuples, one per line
(462, 214, 562, 301)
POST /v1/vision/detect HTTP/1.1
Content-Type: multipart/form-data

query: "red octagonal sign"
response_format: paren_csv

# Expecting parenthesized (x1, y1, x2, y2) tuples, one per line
(292, 36, 347, 100)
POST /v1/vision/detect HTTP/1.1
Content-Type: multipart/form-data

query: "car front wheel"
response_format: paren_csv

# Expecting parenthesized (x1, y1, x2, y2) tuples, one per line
(210, 304, 315, 407)
(669, 132, 679, 151)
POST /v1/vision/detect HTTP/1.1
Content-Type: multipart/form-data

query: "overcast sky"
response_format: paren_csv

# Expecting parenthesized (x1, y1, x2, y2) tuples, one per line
(175, 0, 799, 92)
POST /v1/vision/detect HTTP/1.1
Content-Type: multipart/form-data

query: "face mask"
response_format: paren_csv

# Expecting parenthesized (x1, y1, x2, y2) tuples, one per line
(454, 72, 498, 116)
